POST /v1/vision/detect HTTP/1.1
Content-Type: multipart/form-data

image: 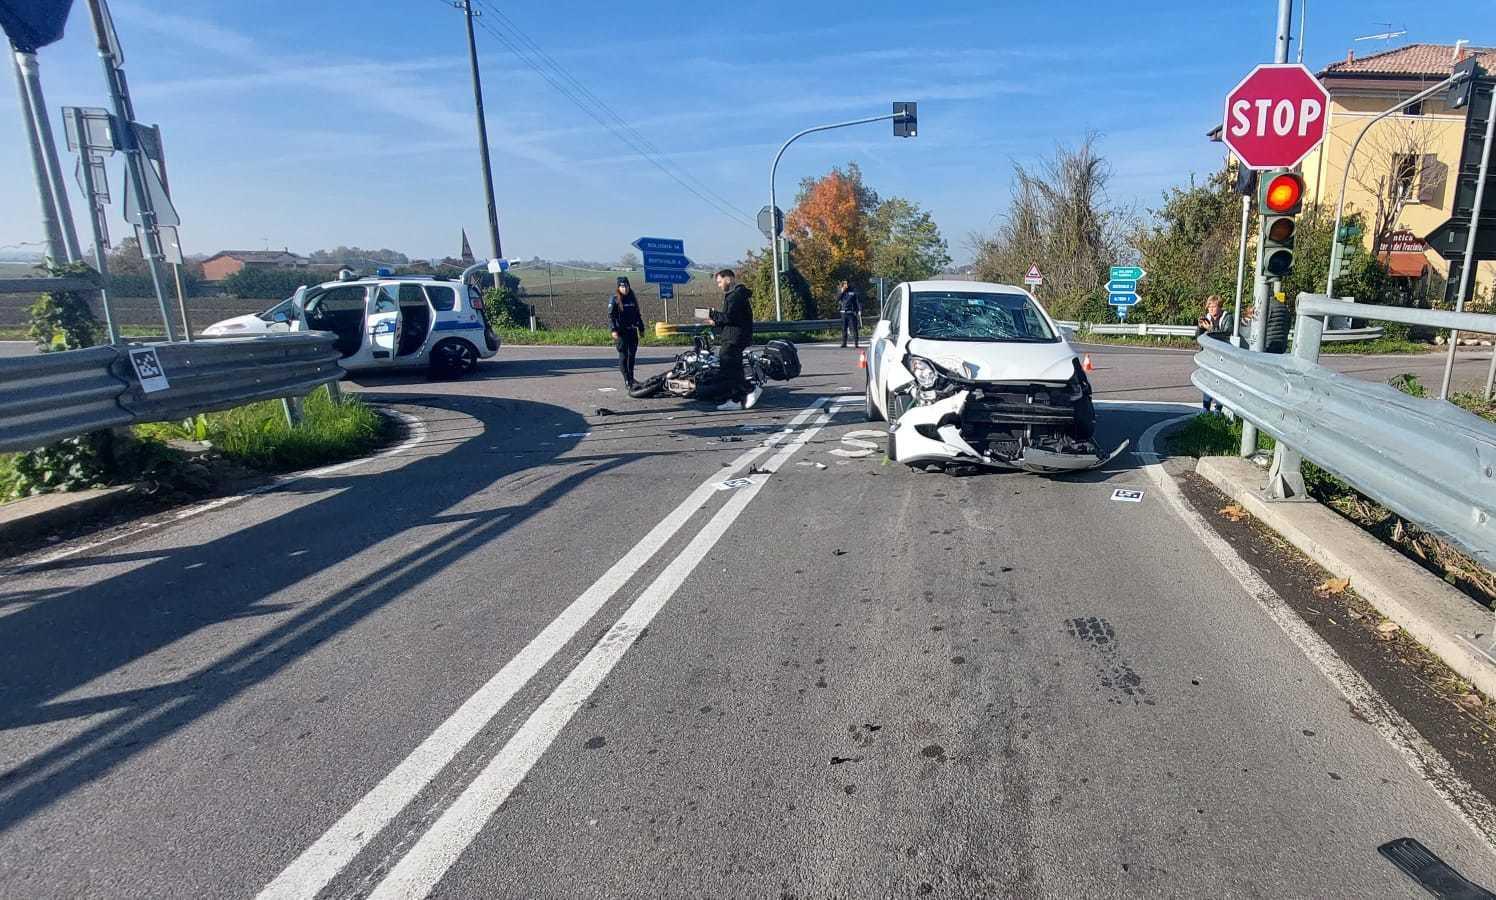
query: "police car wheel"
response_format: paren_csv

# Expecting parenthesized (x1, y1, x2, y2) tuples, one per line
(430, 339, 478, 377)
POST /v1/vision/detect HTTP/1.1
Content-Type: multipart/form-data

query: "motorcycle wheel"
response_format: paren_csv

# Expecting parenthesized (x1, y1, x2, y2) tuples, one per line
(629, 374, 667, 398)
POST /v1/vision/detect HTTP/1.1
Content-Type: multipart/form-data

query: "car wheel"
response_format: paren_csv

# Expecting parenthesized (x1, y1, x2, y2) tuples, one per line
(865, 372, 884, 422)
(885, 388, 907, 462)
(429, 338, 478, 378)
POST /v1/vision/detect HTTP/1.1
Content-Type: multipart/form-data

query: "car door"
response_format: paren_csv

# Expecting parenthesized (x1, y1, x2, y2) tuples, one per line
(870, 286, 906, 412)
(367, 283, 404, 364)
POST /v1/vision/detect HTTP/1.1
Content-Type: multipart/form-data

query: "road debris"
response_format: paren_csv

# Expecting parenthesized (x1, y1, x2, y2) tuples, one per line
(1314, 577, 1351, 596)
(1376, 620, 1401, 639)
(1219, 504, 1249, 522)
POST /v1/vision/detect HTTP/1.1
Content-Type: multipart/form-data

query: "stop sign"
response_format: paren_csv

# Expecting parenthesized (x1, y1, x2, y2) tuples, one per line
(1221, 64, 1330, 170)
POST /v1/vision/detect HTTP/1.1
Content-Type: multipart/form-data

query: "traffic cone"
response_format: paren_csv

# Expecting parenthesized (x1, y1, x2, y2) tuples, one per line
(858, 349, 867, 370)
(1082, 354, 1096, 373)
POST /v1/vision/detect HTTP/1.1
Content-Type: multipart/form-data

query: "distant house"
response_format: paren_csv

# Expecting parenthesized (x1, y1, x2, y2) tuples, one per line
(201, 249, 310, 281)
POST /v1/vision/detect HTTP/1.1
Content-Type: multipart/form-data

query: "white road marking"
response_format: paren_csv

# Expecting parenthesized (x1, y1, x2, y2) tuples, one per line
(1138, 416, 1496, 851)
(257, 397, 831, 899)
(0, 407, 429, 578)
(366, 401, 836, 899)
(829, 429, 884, 458)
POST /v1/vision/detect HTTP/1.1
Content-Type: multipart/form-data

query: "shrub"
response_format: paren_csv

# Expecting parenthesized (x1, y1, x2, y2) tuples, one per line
(220, 266, 334, 299)
(29, 261, 101, 351)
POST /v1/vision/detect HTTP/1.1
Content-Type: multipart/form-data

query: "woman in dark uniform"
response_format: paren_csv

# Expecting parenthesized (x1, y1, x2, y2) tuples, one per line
(608, 276, 645, 388)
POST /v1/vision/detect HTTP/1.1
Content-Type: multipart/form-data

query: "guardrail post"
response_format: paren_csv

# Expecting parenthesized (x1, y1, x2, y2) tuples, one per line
(282, 396, 305, 429)
(1265, 303, 1324, 501)
(325, 380, 343, 404)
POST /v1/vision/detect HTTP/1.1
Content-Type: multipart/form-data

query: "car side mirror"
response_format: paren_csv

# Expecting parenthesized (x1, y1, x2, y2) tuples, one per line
(272, 311, 291, 323)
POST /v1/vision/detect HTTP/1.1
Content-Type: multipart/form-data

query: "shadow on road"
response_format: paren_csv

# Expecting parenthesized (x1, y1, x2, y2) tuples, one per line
(0, 392, 656, 836)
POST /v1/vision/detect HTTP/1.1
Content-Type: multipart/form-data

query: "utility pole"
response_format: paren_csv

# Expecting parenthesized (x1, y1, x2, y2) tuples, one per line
(1240, 0, 1293, 458)
(11, 51, 67, 264)
(13, 49, 81, 263)
(456, 0, 503, 260)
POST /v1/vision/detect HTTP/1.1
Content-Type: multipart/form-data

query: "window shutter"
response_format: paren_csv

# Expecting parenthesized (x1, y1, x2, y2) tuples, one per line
(1417, 154, 1446, 207)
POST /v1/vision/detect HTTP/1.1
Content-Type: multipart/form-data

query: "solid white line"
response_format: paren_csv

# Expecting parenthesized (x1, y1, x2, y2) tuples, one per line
(0, 407, 429, 578)
(366, 402, 836, 899)
(1138, 419, 1496, 851)
(256, 397, 830, 899)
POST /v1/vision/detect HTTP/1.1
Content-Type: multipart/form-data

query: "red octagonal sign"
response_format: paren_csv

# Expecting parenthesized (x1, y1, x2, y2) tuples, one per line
(1222, 63, 1330, 170)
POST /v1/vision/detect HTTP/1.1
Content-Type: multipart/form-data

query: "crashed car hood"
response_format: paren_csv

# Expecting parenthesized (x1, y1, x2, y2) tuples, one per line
(907, 337, 1077, 383)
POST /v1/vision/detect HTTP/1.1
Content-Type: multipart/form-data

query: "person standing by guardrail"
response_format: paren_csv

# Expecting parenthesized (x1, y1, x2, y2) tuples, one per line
(837, 280, 863, 349)
(609, 276, 645, 389)
(710, 268, 759, 411)
(1196, 295, 1234, 412)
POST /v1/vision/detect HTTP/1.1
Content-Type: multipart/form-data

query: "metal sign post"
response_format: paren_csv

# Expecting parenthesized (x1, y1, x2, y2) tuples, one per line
(84, 0, 179, 342)
(64, 106, 120, 343)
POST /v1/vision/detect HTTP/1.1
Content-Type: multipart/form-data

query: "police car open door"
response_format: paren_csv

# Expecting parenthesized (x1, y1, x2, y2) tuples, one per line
(367, 285, 404, 363)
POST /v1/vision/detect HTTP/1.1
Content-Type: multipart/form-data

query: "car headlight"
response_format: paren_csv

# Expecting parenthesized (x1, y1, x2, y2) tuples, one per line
(910, 356, 940, 390)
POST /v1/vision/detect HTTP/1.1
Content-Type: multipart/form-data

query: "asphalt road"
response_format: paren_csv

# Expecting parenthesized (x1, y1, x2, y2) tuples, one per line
(1, 343, 1494, 898)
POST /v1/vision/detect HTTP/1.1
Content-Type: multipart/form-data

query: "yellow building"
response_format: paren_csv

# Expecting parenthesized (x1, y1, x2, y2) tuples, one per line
(1297, 43, 1494, 304)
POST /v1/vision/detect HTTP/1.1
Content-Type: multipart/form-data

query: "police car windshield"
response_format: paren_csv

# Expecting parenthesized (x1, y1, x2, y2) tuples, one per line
(909, 291, 1057, 343)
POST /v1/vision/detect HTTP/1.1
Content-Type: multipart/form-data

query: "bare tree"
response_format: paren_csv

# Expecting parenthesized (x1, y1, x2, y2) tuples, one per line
(1345, 115, 1449, 252)
(970, 134, 1132, 319)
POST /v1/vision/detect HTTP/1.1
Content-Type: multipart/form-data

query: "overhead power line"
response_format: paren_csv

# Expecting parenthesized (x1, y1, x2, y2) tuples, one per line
(466, 2, 757, 231)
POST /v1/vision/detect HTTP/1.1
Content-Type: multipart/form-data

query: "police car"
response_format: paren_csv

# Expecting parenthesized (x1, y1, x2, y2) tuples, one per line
(286, 263, 500, 377)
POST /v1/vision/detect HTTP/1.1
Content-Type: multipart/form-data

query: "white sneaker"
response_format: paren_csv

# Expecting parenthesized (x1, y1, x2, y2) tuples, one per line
(745, 386, 763, 409)
(716, 400, 743, 411)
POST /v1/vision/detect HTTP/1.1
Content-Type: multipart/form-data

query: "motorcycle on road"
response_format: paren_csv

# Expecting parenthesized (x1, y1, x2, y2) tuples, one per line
(627, 331, 802, 401)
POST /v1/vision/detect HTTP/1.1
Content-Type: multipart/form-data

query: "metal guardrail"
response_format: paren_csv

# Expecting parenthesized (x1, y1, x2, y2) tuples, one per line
(655, 319, 840, 337)
(1192, 294, 1496, 568)
(0, 333, 342, 453)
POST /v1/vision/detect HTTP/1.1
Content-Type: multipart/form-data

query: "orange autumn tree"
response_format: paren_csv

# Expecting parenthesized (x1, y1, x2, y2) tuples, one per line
(783, 163, 878, 318)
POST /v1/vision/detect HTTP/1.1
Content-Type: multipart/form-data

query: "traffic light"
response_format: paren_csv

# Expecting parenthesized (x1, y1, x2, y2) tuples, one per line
(1257, 170, 1304, 278)
(1449, 56, 1482, 110)
(894, 101, 917, 138)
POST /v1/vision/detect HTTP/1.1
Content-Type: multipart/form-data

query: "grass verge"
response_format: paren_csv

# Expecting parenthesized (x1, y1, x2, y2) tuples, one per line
(1073, 333, 1197, 350)
(1166, 377, 1495, 606)
(135, 385, 389, 472)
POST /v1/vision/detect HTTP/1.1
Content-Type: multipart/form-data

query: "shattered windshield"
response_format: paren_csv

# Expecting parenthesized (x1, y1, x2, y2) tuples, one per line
(909, 291, 1057, 343)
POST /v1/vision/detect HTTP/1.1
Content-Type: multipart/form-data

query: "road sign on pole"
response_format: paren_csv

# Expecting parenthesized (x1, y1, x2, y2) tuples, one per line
(1023, 264, 1043, 286)
(757, 205, 783, 240)
(1107, 265, 1145, 317)
(644, 268, 691, 284)
(632, 237, 684, 255)
(659, 283, 674, 299)
(642, 252, 692, 270)
(1221, 63, 1331, 170)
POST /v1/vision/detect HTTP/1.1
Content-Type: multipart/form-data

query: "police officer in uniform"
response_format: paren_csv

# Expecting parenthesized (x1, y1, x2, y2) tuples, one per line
(609, 276, 645, 388)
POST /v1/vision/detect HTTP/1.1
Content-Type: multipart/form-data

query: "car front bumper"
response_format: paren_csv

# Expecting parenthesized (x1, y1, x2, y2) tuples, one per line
(891, 390, 1127, 474)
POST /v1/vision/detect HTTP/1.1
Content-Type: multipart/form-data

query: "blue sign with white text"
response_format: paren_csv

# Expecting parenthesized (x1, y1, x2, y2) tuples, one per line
(633, 237, 684, 255)
(642, 252, 693, 270)
(659, 283, 674, 299)
(1106, 279, 1137, 293)
(1108, 292, 1140, 307)
(645, 268, 692, 284)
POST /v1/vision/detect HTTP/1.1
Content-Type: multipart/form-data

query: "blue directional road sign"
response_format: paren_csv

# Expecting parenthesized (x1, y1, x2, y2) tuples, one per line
(659, 283, 674, 299)
(1110, 265, 1145, 281)
(633, 237, 684, 255)
(642, 252, 692, 270)
(1108, 293, 1140, 307)
(1106, 279, 1137, 293)
(644, 268, 692, 285)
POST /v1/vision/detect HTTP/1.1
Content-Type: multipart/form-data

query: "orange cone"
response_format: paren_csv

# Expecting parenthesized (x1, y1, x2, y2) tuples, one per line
(1082, 354, 1096, 373)
(858, 349, 867, 370)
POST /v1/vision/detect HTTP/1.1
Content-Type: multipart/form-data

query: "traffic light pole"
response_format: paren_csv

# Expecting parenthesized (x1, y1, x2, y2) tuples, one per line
(1241, 0, 1294, 458)
(1441, 87, 1495, 399)
(769, 110, 906, 321)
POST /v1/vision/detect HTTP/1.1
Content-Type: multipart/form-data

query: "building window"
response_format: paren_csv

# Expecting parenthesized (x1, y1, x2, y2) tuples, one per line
(1404, 100, 1423, 116)
(1390, 153, 1419, 201)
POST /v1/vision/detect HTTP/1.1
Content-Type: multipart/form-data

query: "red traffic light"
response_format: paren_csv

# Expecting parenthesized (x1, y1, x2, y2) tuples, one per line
(1264, 173, 1303, 214)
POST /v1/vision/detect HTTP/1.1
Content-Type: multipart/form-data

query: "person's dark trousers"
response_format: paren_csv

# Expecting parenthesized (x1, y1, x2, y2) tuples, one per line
(616, 330, 639, 385)
(718, 342, 748, 403)
(841, 312, 860, 347)
(1202, 392, 1213, 412)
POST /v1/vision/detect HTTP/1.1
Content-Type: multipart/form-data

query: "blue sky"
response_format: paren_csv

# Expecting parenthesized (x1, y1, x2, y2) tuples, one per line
(0, 0, 1485, 265)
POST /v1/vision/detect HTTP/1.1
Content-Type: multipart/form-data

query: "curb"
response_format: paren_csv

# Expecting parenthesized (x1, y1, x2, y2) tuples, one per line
(0, 484, 135, 545)
(1196, 456, 1496, 698)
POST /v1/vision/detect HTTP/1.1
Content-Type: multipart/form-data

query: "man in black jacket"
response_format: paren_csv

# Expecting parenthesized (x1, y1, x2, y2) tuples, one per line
(710, 268, 759, 410)
(837, 280, 862, 348)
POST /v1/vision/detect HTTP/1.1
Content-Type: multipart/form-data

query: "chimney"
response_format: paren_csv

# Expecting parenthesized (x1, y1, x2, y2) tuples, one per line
(1346, 49, 1355, 64)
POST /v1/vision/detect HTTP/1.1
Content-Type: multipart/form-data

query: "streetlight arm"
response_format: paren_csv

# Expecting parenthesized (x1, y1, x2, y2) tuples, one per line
(768, 112, 901, 320)
(1326, 70, 1466, 296)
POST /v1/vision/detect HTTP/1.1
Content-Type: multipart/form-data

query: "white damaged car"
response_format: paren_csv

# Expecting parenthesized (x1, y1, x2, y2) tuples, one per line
(865, 280, 1127, 474)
